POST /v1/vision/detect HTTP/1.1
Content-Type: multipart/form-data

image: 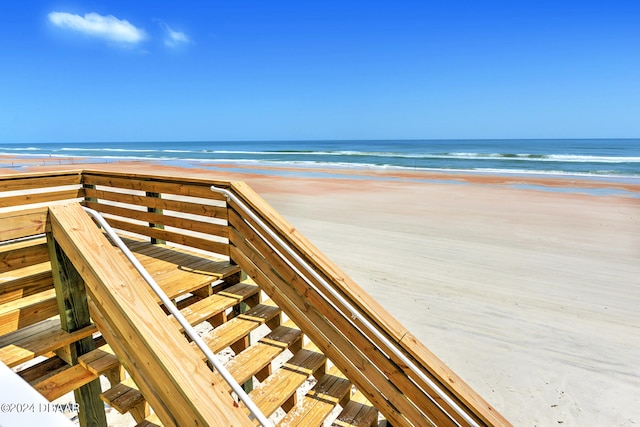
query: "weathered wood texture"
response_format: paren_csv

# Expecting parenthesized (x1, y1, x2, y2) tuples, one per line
(48, 202, 251, 427)
(229, 181, 511, 427)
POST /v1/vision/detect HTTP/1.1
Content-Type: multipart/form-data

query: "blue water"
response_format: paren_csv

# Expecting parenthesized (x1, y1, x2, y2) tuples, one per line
(1, 139, 639, 177)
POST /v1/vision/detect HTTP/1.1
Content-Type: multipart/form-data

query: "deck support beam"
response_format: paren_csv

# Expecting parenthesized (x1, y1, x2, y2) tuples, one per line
(47, 233, 107, 427)
(146, 191, 166, 244)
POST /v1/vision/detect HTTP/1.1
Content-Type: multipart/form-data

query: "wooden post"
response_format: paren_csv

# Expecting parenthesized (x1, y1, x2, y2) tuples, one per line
(47, 233, 107, 427)
(83, 183, 97, 204)
(146, 191, 165, 244)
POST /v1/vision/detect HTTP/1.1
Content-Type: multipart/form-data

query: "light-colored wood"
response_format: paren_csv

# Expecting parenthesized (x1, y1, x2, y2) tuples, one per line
(244, 343, 326, 420)
(34, 363, 97, 401)
(84, 201, 229, 238)
(232, 181, 508, 427)
(0, 206, 50, 241)
(332, 391, 379, 427)
(169, 281, 259, 331)
(47, 230, 108, 427)
(278, 365, 351, 427)
(100, 378, 149, 422)
(231, 208, 452, 425)
(0, 317, 97, 368)
(199, 300, 280, 354)
(0, 236, 48, 273)
(118, 239, 240, 303)
(49, 202, 252, 427)
(99, 215, 230, 256)
(228, 239, 420, 427)
(0, 288, 58, 335)
(83, 187, 227, 219)
(218, 322, 303, 391)
(0, 171, 82, 192)
(0, 188, 84, 208)
(0, 262, 52, 305)
(81, 171, 228, 201)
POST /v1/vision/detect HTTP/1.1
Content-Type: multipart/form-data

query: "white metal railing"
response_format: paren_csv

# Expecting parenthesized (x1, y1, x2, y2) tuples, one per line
(81, 207, 272, 427)
(212, 185, 480, 427)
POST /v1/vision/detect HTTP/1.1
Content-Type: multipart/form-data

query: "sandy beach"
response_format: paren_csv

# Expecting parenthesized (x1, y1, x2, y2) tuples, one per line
(6, 160, 640, 426)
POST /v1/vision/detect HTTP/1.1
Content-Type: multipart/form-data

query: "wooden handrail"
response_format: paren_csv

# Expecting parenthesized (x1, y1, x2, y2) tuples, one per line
(227, 181, 512, 427)
(47, 202, 252, 427)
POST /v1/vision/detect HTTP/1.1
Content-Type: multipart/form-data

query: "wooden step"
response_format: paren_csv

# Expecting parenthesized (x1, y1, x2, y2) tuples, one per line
(123, 239, 241, 302)
(277, 365, 351, 427)
(135, 413, 163, 427)
(0, 317, 97, 367)
(198, 300, 281, 355)
(77, 344, 124, 387)
(244, 343, 327, 419)
(219, 321, 303, 390)
(101, 377, 149, 423)
(28, 346, 121, 401)
(0, 288, 58, 335)
(0, 236, 48, 273)
(169, 281, 259, 332)
(331, 390, 379, 427)
(0, 261, 53, 305)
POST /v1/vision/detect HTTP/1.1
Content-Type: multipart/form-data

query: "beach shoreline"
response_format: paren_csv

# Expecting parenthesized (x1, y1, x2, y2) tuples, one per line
(2, 158, 639, 425)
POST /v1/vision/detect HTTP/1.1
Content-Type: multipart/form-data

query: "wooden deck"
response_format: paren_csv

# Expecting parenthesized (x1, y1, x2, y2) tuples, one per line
(0, 170, 511, 427)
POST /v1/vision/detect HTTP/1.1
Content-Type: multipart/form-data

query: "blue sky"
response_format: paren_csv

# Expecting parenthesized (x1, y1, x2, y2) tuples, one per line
(1, 1, 639, 142)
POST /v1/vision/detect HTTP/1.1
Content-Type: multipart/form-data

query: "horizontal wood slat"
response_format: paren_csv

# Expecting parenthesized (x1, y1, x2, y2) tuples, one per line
(84, 201, 228, 238)
(0, 188, 84, 209)
(0, 236, 49, 273)
(0, 207, 50, 241)
(229, 213, 446, 426)
(0, 172, 82, 192)
(82, 173, 227, 201)
(83, 188, 227, 219)
(97, 216, 229, 256)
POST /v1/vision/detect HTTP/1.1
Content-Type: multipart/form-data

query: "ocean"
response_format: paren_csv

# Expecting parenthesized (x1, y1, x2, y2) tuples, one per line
(1, 139, 639, 178)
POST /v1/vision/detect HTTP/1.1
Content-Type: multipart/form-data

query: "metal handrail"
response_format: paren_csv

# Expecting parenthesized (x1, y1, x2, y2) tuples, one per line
(82, 207, 272, 427)
(212, 185, 480, 427)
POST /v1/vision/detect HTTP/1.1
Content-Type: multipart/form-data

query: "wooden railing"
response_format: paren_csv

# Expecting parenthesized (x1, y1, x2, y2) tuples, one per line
(0, 170, 510, 427)
(226, 182, 509, 427)
(47, 203, 251, 427)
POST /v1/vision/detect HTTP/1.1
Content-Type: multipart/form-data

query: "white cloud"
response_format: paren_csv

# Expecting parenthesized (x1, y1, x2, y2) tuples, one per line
(48, 11, 146, 44)
(156, 20, 190, 47)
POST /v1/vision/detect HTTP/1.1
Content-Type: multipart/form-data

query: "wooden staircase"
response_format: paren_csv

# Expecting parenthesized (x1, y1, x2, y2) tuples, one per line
(1, 170, 510, 427)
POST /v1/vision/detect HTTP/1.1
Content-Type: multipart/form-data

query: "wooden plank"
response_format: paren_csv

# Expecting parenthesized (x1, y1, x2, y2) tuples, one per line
(230, 202, 469, 426)
(217, 322, 303, 392)
(278, 365, 351, 427)
(47, 231, 107, 427)
(82, 172, 228, 201)
(332, 390, 379, 427)
(170, 281, 259, 331)
(0, 172, 82, 192)
(0, 206, 50, 241)
(0, 262, 52, 305)
(231, 181, 507, 427)
(0, 188, 84, 208)
(228, 240, 420, 427)
(0, 318, 97, 368)
(199, 301, 280, 354)
(245, 344, 327, 419)
(34, 363, 98, 401)
(0, 288, 59, 335)
(83, 187, 227, 219)
(0, 236, 49, 273)
(48, 202, 252, 427)
(84, 201, 229, 239)
(98, 216, 230, 256)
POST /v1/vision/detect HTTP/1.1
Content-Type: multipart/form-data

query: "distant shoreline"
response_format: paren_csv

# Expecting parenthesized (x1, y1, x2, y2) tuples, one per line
(1, 155, 639, 199)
